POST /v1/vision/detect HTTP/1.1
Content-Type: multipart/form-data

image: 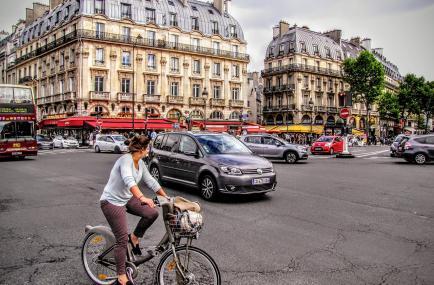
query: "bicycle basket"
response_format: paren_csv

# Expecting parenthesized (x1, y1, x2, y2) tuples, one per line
(168, 210, 203, 237)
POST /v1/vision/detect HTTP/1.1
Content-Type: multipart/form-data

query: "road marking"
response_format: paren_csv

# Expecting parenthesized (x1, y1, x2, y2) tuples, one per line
(355, 150, 390, 158)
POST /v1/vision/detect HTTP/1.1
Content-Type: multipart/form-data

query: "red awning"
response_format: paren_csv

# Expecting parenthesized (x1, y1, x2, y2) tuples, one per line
(39, 118, 62, 127)
(57, 116, 96, 128)
(85, 121, 147, 130)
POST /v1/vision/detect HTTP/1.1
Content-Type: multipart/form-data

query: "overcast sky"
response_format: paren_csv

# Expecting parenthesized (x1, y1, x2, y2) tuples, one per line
(1, 0, 433, 80)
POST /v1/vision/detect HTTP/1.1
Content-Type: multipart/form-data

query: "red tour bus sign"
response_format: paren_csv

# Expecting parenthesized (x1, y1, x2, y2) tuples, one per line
(340, 108, 350, 119)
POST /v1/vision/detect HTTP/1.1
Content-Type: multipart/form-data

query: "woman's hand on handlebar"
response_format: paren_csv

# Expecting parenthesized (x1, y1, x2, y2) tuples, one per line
(140, 196, 155, 208)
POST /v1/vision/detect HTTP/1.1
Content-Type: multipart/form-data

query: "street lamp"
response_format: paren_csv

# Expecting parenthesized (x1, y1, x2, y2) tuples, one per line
(202, 87, 208, 130)
(308, 97, 314, 137)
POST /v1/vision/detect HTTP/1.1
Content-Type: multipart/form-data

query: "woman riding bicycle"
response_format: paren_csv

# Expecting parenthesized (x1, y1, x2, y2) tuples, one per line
(100, 135, 169, 285)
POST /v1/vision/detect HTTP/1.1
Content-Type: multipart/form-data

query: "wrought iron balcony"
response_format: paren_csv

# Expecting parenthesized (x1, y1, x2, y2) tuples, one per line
(301, 105, 314, 111)
(117, 92, 135, 102)
(10, 29, 249, 69)
(143, 94, 161, 103)
(167, 96, 184, 104)
(263, 84, 295, 94)
(52, 94, 63, 102)
(210, 98, 225, 107)
(90, 91, 110, 101)
(327, 107, 338, 113)
(64, 91, 76, 101)
(189, 97, 206, 106)
(314, 106, 327, 112)
(263, 104, 296, 113)
(262, 63, 342, 78)
(229, 99, 244, 108)
(18, 76, 33, 84)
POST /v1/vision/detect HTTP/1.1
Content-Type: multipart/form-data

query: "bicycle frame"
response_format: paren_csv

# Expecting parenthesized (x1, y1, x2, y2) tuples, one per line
(95, 198, 193, 281)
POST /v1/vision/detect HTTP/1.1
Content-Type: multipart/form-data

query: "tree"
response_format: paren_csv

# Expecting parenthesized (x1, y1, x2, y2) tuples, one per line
(378, 91, 400, 121)
(418, 81, 434, 133)
(396, 74, 424, 125)
(343, 50, 385, 140)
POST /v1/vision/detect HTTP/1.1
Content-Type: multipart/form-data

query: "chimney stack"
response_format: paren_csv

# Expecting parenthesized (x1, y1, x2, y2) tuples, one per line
(324, 30, 342, 44)
(360, 38, 371, 51)
(350, 37, 361, 47)
(25, 8, 34, 26)
(272, 25, 280, 38)
(50, 0, 63, 10)
(279, 21, 289, 37)
(33, 2, 50, 19)
(213, 0, 224, 14)
(373, 48, 383, 56)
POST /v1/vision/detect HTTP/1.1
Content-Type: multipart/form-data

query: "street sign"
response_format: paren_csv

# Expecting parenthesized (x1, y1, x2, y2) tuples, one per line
(340, 108, 350, 119)
(173, 123, 180, 129)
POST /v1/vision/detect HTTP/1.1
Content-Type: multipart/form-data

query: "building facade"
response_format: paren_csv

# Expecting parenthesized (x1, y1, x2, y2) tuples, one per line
(4, 0, 249, 126)
(262, 21, 403, 136)
(262, 21, 349, 134)
(246, 71, 263, 124)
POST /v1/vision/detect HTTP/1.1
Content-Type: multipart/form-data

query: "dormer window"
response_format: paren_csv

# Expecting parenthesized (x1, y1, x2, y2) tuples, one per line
(229, 25, 237, 38)
(191, 17, 199, 31)
(208, 9, 214, 14)
(95, 0, 104, 14)
(289, 41, 295, 52)
(146, 8, 156, 22)
(168, 0, 174, 6)
(300, 42, 306, 53)
(313, 44, 319, 55)
(192, 6, 198, 11)
(121, 3, 132, 19)
(278, 44, 285, 56)
(268, 47, 274, 57)
(170, 13, 178, 26)
(325, 47, 331, 58)
(336, 51, 342, 60)
(211, 21, 219, 34)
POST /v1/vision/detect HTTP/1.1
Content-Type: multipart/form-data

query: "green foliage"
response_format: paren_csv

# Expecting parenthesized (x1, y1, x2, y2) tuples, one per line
(378, 91, 400, 120)
(343, 50, 385, 107)
(397, 74, 425, 119)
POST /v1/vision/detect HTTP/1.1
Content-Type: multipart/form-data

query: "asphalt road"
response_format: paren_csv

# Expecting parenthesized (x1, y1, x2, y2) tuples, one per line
(0, 146, 433, 285)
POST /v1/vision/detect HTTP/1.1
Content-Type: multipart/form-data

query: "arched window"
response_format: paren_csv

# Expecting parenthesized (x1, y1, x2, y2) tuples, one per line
(265, 115, 274, 125)
(95, 105, 104, 113)
(210, 111, 223, 120)
(190, 110, 203, 119)
(314, 115, 324, 125)
(121, 106, 131, 113)
(167, 109, 182, 120)
(326, 115, 335, 126)
(286, 114, 294, 125)
(229, 111, 240, 120)
(301, 115, 311, 125)
(275, 114, 284, 125)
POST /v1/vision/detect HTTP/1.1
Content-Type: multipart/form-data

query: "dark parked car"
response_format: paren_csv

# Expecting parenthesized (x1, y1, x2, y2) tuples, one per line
(240, 134, 308, 163)
(36, 135, 54, 150)
(399, 135, 434, 165)
(148, 132, 277, 200)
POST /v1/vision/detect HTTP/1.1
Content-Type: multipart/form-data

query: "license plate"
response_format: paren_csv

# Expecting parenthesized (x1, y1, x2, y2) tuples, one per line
(315, 147, 322, 151)
(252, 178, 270, 185)
(12, 152, 22, 155)
(13, 143, 21, 148)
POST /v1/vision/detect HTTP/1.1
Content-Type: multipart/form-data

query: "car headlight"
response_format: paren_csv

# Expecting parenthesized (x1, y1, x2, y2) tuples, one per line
(326, 143, 332, 147)
(220, 166, 242, 175)
(297, 145, 306, 151)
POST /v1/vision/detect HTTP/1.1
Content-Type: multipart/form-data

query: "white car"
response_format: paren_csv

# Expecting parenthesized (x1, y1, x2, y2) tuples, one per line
(94, 134, 128, 153)
(53, 136, 79, 148)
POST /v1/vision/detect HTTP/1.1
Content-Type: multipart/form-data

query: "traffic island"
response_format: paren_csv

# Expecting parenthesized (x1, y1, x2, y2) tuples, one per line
(336, 152, 355, 158)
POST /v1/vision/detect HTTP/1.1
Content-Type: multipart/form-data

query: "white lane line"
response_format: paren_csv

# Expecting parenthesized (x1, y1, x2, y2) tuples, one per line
(355, 150, 390, 158)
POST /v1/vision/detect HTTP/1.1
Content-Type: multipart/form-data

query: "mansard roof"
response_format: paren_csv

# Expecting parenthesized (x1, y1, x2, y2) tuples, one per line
(266, 26, 343, 61)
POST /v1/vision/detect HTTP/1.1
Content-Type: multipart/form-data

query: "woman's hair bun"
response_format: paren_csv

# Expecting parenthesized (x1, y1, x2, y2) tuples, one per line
(124, 139, 131, 146)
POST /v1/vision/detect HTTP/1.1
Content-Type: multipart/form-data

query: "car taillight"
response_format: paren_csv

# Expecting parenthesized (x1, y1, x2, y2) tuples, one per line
(404, 142, 412, 150)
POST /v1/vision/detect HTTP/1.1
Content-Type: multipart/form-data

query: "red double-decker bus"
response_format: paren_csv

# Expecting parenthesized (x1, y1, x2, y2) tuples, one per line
(0, 84, 38, 159)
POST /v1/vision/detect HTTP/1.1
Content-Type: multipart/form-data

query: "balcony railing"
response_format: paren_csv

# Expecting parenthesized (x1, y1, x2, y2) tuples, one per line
(314, 106, 327, 112)
(189, 97, 205, 106)
(117, 92, 135, 102)
(18, 76, 33, 84)
(52, 94, 63, 102)
(263, 104, 296, 113)
(143, 94, 161, 103)
(301, 105, 313, 111)
(90, 91, 110, 101)
(229, 99, 244, 108)
(210, 98, 225, 107)
(64, 91, 76, 101)
(95, 8, 105, 14)
(9, 29, 249, 69)
(262, 63, 342, 77)
(167, 95, 184, 104)
(327, 107, 338, 113)
(263, 84, 296, 94)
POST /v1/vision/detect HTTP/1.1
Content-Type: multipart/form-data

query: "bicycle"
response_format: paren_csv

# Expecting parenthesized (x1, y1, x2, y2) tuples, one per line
(81, 196, 221, 285)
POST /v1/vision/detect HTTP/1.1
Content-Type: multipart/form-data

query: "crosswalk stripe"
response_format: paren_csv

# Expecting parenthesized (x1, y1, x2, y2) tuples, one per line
(355, 150, 389, 158)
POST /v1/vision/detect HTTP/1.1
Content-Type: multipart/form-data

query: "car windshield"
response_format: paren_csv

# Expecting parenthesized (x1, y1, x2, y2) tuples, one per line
(196, 135, 251, 154)
(112, 135, 125, 142)
(317, 137, 333, 142)
(66, 137, 76, 140)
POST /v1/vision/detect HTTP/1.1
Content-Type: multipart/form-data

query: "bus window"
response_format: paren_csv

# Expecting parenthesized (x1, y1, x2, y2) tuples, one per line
(13, 88, 33, 103)
(0, 87, 13, 104)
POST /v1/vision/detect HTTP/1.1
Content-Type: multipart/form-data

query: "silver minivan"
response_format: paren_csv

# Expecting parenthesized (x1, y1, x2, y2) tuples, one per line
(240, 134, 308, 163)
(94, 134, 128, 153)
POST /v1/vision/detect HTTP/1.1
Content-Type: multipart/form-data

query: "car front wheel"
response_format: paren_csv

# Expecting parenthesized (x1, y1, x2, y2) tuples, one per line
(200, 175, 218, 201)
(150, 165, 162, 183)
(414, 153, 428, 165)
(95, 145, 100, 153)
(285, 151, 298, 164)
(329, 148, 335, 155)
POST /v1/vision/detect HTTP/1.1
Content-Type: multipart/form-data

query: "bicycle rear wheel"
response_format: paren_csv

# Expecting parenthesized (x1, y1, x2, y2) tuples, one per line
(156, 245, 221, 285)
(82, 232, 117, 285)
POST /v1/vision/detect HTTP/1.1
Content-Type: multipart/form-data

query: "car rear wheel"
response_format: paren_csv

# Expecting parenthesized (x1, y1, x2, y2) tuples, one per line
(329, 148, 334, 155)
(61, 143, 64, 149)
(150, 165, 162, 184)
(285, 151, 298, 164)
(95, 145, 101, 153)
(114, 146, 121, 154)
(200, 175, 218, 201)
(414, 153, 427, 165)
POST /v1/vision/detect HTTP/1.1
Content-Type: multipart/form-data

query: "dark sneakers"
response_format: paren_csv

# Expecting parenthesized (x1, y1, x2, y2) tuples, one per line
(128, 234, 142, 256)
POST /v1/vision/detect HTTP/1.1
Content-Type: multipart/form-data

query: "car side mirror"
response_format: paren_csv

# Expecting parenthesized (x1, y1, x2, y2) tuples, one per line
(184, 150, 199, 157)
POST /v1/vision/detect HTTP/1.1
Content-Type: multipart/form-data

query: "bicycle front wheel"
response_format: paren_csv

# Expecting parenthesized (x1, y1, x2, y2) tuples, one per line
(156, 245, 221, 285)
